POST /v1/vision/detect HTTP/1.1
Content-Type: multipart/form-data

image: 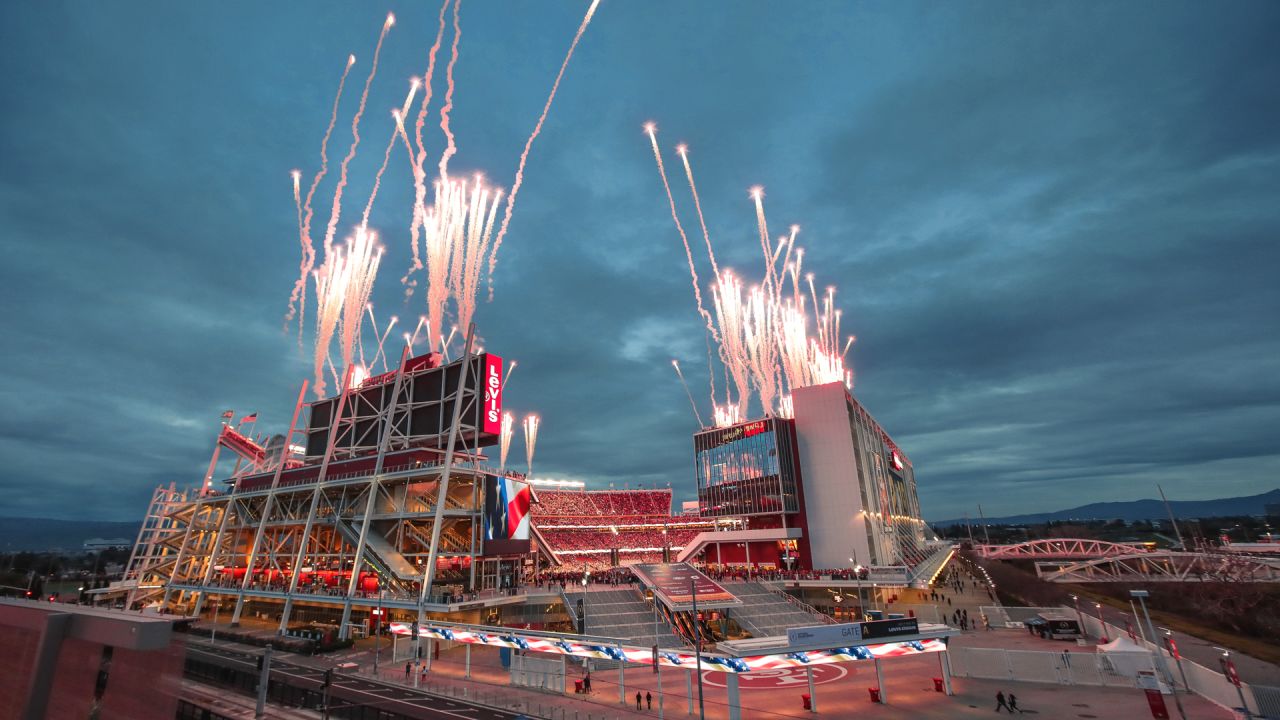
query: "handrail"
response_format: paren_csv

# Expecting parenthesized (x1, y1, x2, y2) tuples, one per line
(766, 583, 838, 624)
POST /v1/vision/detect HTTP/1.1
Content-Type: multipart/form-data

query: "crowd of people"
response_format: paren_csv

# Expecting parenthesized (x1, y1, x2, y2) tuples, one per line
(532, 488, 719, 572)
(533, 488, 675, 519)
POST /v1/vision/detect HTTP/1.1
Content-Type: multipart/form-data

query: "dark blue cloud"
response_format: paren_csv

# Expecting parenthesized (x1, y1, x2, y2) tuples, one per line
(1, 1, 1277, 522)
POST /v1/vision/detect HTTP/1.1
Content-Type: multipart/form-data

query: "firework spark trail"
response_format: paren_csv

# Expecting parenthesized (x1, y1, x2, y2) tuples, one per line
(522, 413, 540, 477)
(360, 79, 420, 229)
(360, 109, 405, 230)
(488, 0, 601, 300)
(436, 0, 462, 179)
(321, 14, 394, 267)
(407, 316, 427, 349)
(402, 0, 451, 294)
(370, 315, 398, 371)
(288, 172, 305, 335)
(677, 145, 720, 278)
(671, 360, 706, 427)
(750, 187, 777, 297)
(499, 412, 514, 472)
(500, 359, 517, 392)
(288, 56, 355, 341)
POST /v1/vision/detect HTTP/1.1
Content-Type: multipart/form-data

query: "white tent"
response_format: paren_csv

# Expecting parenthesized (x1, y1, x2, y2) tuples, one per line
(1096, 635, 1154, 677)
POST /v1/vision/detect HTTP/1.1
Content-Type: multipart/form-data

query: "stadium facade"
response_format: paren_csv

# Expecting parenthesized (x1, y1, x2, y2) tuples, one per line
(109, 349, 946, 641)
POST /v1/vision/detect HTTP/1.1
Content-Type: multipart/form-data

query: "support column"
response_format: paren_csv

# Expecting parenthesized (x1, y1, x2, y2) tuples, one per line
(284, 365, 355, 635)
(193, 497, 235, 617)
(618, 649, 625, 705)
(426, 637, 433, 670)
(874, 657, 886, 704)
(687, 669, 694, 715)
(22, 612, 71, 720)
(725, 672, 741, 720)
(940, 650, 954, 695)
(806, 665, 817, 713)
(343, 348, 412, 630)
(234, 382, 308, 625)
(421, 326, 476, 604)
(466, 643, 472, 679)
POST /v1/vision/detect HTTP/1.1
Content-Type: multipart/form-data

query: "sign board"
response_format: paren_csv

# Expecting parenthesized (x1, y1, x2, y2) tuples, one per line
(632, 563, 740, 610)
(787, 618, 919, 648)
(788, 623, 863, 647)
(860, 617, 919, 640)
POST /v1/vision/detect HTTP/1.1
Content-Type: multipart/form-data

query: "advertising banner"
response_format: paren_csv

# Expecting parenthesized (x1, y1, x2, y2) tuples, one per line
(632, 563, 740, 609)
(482, 353, 504, 435)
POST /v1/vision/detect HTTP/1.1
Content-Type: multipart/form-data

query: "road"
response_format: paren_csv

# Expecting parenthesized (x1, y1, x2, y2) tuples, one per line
(190, 641, 526, 720)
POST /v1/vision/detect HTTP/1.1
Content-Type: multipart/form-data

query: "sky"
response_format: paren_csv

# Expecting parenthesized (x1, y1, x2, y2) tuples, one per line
(1, 1, 1277, 523)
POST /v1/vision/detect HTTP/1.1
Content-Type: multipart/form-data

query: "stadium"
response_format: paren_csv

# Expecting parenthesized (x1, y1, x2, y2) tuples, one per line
(103, 339, 950, 642)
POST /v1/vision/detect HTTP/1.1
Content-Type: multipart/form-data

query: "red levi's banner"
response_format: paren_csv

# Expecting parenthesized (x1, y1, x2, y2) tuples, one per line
(482, 353, 503, 435)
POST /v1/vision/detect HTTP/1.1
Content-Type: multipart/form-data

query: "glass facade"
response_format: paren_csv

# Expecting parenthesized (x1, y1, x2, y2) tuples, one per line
(694, 418, 799, 517)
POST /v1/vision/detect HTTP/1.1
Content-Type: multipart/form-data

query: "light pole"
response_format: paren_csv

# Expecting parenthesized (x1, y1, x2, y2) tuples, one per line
(1131, 590, 1185, 720)
(1071, 595, 1086, 640)
(691, 579, 706, 720)
(1159, 628, 1189, 694)
(581, 572, 589, 633)
(1094, 603, 1109, 643)
(373, 588, 384, 675)
(1215, 648, 1252, 719)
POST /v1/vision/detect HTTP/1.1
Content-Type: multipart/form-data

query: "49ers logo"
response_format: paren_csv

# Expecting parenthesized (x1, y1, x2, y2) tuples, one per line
(482, 353, 503, 434)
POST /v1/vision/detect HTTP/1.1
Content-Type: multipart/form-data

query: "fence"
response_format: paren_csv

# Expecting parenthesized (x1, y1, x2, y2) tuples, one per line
(988, 605, 1275, 717)
(949, 646, 1155, 688)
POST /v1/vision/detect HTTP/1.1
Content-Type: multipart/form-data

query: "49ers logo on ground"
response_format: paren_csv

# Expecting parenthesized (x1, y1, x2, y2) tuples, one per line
(702, 664, 849, 689)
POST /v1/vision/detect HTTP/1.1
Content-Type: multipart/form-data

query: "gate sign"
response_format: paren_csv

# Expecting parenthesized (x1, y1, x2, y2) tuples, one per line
(788, 623, 862, 647)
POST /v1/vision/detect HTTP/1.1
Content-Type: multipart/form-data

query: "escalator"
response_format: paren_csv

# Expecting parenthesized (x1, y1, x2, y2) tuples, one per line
(332, 519, 420, 582)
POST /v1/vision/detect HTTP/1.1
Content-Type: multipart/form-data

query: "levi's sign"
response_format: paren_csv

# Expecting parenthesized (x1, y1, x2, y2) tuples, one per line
(482, 353, 503, 435)
(787, 623, 862, 647)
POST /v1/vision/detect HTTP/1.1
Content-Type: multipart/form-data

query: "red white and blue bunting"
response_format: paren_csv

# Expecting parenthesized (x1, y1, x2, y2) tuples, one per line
(388, 623, 945, 673)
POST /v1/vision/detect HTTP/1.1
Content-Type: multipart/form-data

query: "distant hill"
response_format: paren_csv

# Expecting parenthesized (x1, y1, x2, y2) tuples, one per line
(0, 517, 141, 553)
(929, 488, 1280, 527)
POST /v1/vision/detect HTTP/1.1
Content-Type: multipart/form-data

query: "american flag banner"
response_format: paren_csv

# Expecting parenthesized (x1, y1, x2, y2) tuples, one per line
(389, 623, 946, 673)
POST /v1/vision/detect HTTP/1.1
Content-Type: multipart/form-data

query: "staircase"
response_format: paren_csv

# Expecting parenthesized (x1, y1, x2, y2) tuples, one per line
(722, 581, 831, 638)
(563, 589, 686, 649)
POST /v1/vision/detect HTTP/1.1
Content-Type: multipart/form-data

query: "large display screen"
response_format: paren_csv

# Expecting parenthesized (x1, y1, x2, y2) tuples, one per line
(483, 475, 531, 555)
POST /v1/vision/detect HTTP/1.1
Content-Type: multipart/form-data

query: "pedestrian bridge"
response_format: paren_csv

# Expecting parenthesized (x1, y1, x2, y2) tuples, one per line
(974, 538, 1155, 560)
(1034, 551, 1280, 583)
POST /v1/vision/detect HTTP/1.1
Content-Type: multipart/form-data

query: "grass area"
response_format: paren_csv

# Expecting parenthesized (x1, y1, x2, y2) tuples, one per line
(1071, 586, 1280, 666)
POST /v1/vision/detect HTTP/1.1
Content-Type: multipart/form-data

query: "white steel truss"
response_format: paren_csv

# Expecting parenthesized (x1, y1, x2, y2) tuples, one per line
(975, 539, 1153, 560)
(1035, 551, 1280, 583)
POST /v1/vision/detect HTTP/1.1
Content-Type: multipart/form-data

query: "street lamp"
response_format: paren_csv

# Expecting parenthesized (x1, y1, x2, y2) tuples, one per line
(1131, 590, 1185, 720)
(1214, 648, 1252, 719)
(1159, 627, 1189, 694)
(373, 587, 385, 674)
(1071, 595, 1086, 640)
(1094, 603, 1109, 643)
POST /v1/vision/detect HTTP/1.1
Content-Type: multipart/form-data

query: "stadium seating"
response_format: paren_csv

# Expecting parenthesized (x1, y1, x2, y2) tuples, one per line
(532, 488, 713, 571)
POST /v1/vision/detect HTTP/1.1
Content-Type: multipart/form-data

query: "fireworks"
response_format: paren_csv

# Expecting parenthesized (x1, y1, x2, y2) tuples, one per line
(499, 411, 515, 472)
(284, 3, 602, 398)
(646, 128, 856, 426)
(522, 414, 540, 477)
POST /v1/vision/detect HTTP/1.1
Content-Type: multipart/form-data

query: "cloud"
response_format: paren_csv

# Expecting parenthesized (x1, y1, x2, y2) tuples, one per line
(0, 1, 1277, 523)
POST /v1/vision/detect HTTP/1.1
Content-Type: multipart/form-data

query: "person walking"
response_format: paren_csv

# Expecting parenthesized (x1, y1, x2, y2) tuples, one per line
(636, 691, 643, 710)
(1009, 694, 1024, 713)
(995, 690, 1012, 713)
(646, 691, 653, 710)
(405, 662, 411, 680)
